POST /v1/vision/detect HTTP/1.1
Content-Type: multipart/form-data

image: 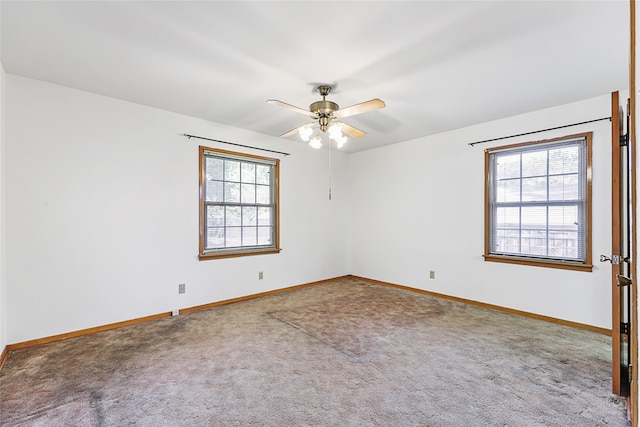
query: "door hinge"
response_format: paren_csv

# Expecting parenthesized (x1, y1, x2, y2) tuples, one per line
(620, 134, 628, 147)
(621, 322, 630, 335)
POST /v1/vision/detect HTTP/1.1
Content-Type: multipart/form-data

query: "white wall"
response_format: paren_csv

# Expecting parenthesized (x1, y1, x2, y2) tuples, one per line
(5, 75, 351, 344)
(350, 94, 615, 329)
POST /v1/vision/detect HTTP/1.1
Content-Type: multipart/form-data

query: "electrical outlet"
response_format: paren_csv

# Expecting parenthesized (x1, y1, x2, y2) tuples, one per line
(258, 271, 264, 280)
(178, 283, 186, 294)
(172, 309, 179, 316)
(429, 270, 435, 279)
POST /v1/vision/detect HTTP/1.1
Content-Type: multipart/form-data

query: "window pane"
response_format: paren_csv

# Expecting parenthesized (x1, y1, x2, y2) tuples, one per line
(206, 180, 223, 202)
(225, 227, 242, 247)
(549, 146, 579, 175)
(521, 206, 547, 229)
(226, 206, 241, 226)
(242, 206, 257, 226)
(548, 205, 578, 231)
(521, 150, 547, 177)
(549, 231, 578, 258)
(258, 226, 272, 245)
(224, 182, 240, 203)
(496, 179, 520, 203)
(256, 164, 271, 185)
(256, 185, 271, 204)
(241, 183, 256, 204)
(206, 227, 225, 249)
(241, 163, 256, 183)
(521, 206, 547, 256)
(225, 160, 240, 182)
(496, 154, 520, 179)
(521, 177, 547, 202)
(258, 207, 272, 226)
(521, 229, 547, 256)
(495, 206, 519, 228)
(207, 205, 225, 227)
(549, 174, 578, 201)
(242, 227, 257, 246)
(206, 157, 224, 180)
(494, 228, 520, 253)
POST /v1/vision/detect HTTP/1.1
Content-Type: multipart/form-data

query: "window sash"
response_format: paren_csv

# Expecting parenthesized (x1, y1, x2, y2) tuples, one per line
(200, 147, 279, 258)
(486, 134, 590, 266)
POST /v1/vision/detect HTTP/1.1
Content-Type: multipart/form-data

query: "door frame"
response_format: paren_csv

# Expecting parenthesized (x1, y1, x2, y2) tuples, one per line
(630, 0, 638, 425)
(611, 91, 628, 399)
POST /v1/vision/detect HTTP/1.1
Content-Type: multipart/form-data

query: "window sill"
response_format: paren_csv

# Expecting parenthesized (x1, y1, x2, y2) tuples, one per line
(199, 247, 281, 261)
(483, 254, 593, 272)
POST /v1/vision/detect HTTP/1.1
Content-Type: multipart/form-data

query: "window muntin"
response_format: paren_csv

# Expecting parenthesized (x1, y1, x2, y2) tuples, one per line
(484, 133, 592, 271)
(199, 147, 280, 259)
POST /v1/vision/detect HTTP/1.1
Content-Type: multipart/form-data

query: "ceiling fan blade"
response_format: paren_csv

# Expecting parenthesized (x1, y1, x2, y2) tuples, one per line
(267, 99, 316, 117)
(333, 99, 386, 119)
(280, 122, 317, 138)
(335, 121, 367, 139)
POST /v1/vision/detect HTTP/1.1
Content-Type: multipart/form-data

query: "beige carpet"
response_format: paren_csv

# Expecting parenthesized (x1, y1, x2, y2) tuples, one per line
(269, 283, 445, 359)
(0, 277, 629, 426)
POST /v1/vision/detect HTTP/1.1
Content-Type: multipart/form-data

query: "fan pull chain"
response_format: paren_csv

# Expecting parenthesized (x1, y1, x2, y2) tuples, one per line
(328, 140, 332, 200)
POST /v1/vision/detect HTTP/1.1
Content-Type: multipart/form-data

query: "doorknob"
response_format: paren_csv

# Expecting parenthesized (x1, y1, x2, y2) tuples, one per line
(600, 254, 629, 264)
(616, 274, 632, 287)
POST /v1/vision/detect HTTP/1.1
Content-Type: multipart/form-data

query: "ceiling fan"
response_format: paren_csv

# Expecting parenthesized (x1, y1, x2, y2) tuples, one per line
(267, 85, 385, 149)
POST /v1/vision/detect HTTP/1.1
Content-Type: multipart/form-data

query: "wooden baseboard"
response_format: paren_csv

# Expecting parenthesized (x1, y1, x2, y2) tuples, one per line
(350, 275, 612, 336)
(7, 312, 173, 352)
(179, 275, 351, 315)
(0, 346, 8, 372)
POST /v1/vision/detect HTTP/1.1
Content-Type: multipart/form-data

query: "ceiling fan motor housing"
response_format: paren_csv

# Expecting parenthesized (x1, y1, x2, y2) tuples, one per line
(310, 100, 339, 116)
(310, 101, 339, 132)
(311, 84, 338, 131)
(311, 86, 338, 132)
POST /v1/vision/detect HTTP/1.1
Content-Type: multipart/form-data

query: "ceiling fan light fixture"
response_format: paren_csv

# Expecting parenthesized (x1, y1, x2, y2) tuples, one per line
(328, 123, 342, 139)
(328, 123, 347, 148)
(309, 135, 323, 149)
(335, 134, 348, 149)
(298, 126, 313, 142)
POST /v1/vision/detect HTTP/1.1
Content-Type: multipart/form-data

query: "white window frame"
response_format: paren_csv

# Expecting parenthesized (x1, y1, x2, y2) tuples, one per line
(484, 132, 592, 272)
(199, 146, 280, 260)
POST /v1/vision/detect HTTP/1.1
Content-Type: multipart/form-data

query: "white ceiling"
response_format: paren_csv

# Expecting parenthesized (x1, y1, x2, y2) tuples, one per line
(0, 1, 630, 153)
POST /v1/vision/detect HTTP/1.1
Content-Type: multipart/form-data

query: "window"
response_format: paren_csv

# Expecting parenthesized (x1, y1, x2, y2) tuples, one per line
(199, 147, 280, 260)
(484, 132, 592, 271)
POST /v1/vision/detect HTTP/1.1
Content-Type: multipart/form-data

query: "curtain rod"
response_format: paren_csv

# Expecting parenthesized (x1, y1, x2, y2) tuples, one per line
(468, 117, 611, 147)
(182, 133, 291, 156)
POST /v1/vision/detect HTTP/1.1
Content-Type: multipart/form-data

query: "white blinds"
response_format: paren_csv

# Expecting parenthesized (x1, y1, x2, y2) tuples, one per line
(487, 137, 587, 262)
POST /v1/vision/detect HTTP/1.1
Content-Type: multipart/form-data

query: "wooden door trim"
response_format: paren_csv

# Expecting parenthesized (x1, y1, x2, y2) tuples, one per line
(629, 0, 637, 424)
(612, 90, 623, 396)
